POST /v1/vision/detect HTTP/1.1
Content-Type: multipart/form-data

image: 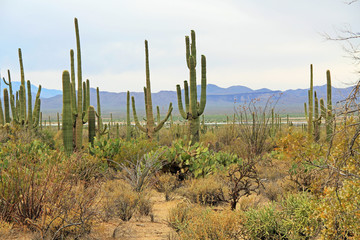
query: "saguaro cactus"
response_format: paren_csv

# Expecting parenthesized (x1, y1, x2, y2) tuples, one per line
(126, 91, 131, 141)
(96, 87, 107, 138)
(2, 54, 41, 128)
(62, 71, 73, 154)
(131, 40, 173, 139)
(326, 70, 333, 142)
(176, 30, 207, 143)
(308, 64, 314, 137)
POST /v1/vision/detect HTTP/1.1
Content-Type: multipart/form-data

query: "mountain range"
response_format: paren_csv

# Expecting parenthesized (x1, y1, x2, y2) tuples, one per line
(2, 82, 354, 117)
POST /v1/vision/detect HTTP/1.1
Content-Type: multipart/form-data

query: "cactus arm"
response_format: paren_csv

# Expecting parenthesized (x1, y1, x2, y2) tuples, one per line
(32, 86, 41, 128)
(176, 84, 188, 119)
(131, 96, 147, 133)
(27, 80, 32, 128)
(190, 30, 197, 66)
(19, 85, 25, 124)
(32, 98, 41, 128)
(320, 98, 326, 119)
(18, 49, 27, 121)
(185, 36, 190, 68)
(154, 103, 173, 132)
(197, 55, 207, 116)
(4, 70, 17, 121)
(184, 80, 189, 113)
(70, 49, 77, 115)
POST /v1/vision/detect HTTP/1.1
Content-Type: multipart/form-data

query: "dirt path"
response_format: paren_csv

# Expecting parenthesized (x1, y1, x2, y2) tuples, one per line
(94, 192, 181, 240)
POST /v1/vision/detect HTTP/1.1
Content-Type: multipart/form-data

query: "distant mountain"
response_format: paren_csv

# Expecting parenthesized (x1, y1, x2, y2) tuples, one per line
(1, 81, 62, 98)
(37, 83, 354, 117)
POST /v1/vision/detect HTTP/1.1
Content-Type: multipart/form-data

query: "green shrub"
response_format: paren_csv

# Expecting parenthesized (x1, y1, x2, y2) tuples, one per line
(244, 203, 288, 240)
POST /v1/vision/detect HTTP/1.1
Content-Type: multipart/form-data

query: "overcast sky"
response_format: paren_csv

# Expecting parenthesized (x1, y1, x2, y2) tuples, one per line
(0, 0, 359, 93)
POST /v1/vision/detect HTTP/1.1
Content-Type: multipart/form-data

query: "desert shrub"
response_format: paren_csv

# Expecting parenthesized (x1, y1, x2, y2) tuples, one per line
(118, 149, 167, 192)
(244, 203, 288, 240)
(100, 179, 138, 221)
(0, 219, 13, 237)
(180, 174, 227, 206)
(280, 192, 320, 239)
(0, 137, 101, 239)
(40, 182, 99, 239)
(226, 161, 261, 210)
(168, 202, 194, 232)
(234, 99, 277, 159)
(243, 193, 320, 240)
(0, 139, 62, 223)
(136, 192, 154, 221)
(168, 202, 242, 240)
(154, 173, 180, 201)
(89, 137, 159, 166)
(65, 150, 108, 182)
(262, 181, 283, 201)
(179, 208, 242, 240)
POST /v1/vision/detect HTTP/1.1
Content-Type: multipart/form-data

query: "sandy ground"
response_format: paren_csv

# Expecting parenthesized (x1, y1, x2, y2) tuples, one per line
(93, 192, 181, 240)
(4, 192, 181, 240)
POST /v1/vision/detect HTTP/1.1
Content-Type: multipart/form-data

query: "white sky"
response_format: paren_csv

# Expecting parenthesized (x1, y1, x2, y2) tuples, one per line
(0, 0, 359, 92)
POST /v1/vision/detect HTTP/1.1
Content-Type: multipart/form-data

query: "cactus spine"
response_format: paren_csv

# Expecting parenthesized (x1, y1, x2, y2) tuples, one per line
(176, 30, 207, 143)
(131, 40, 173, 139)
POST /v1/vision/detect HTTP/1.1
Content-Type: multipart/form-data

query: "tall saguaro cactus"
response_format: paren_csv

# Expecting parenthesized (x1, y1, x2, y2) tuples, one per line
(61, 18, 92, 152)
(62, 71, 73, 154)
(326, 70, 333, 142)
(131, 40, 173, 139)
(308, 64, 314, 137)
(126, 90, 131, 141)
(176, 30, 207, 143)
